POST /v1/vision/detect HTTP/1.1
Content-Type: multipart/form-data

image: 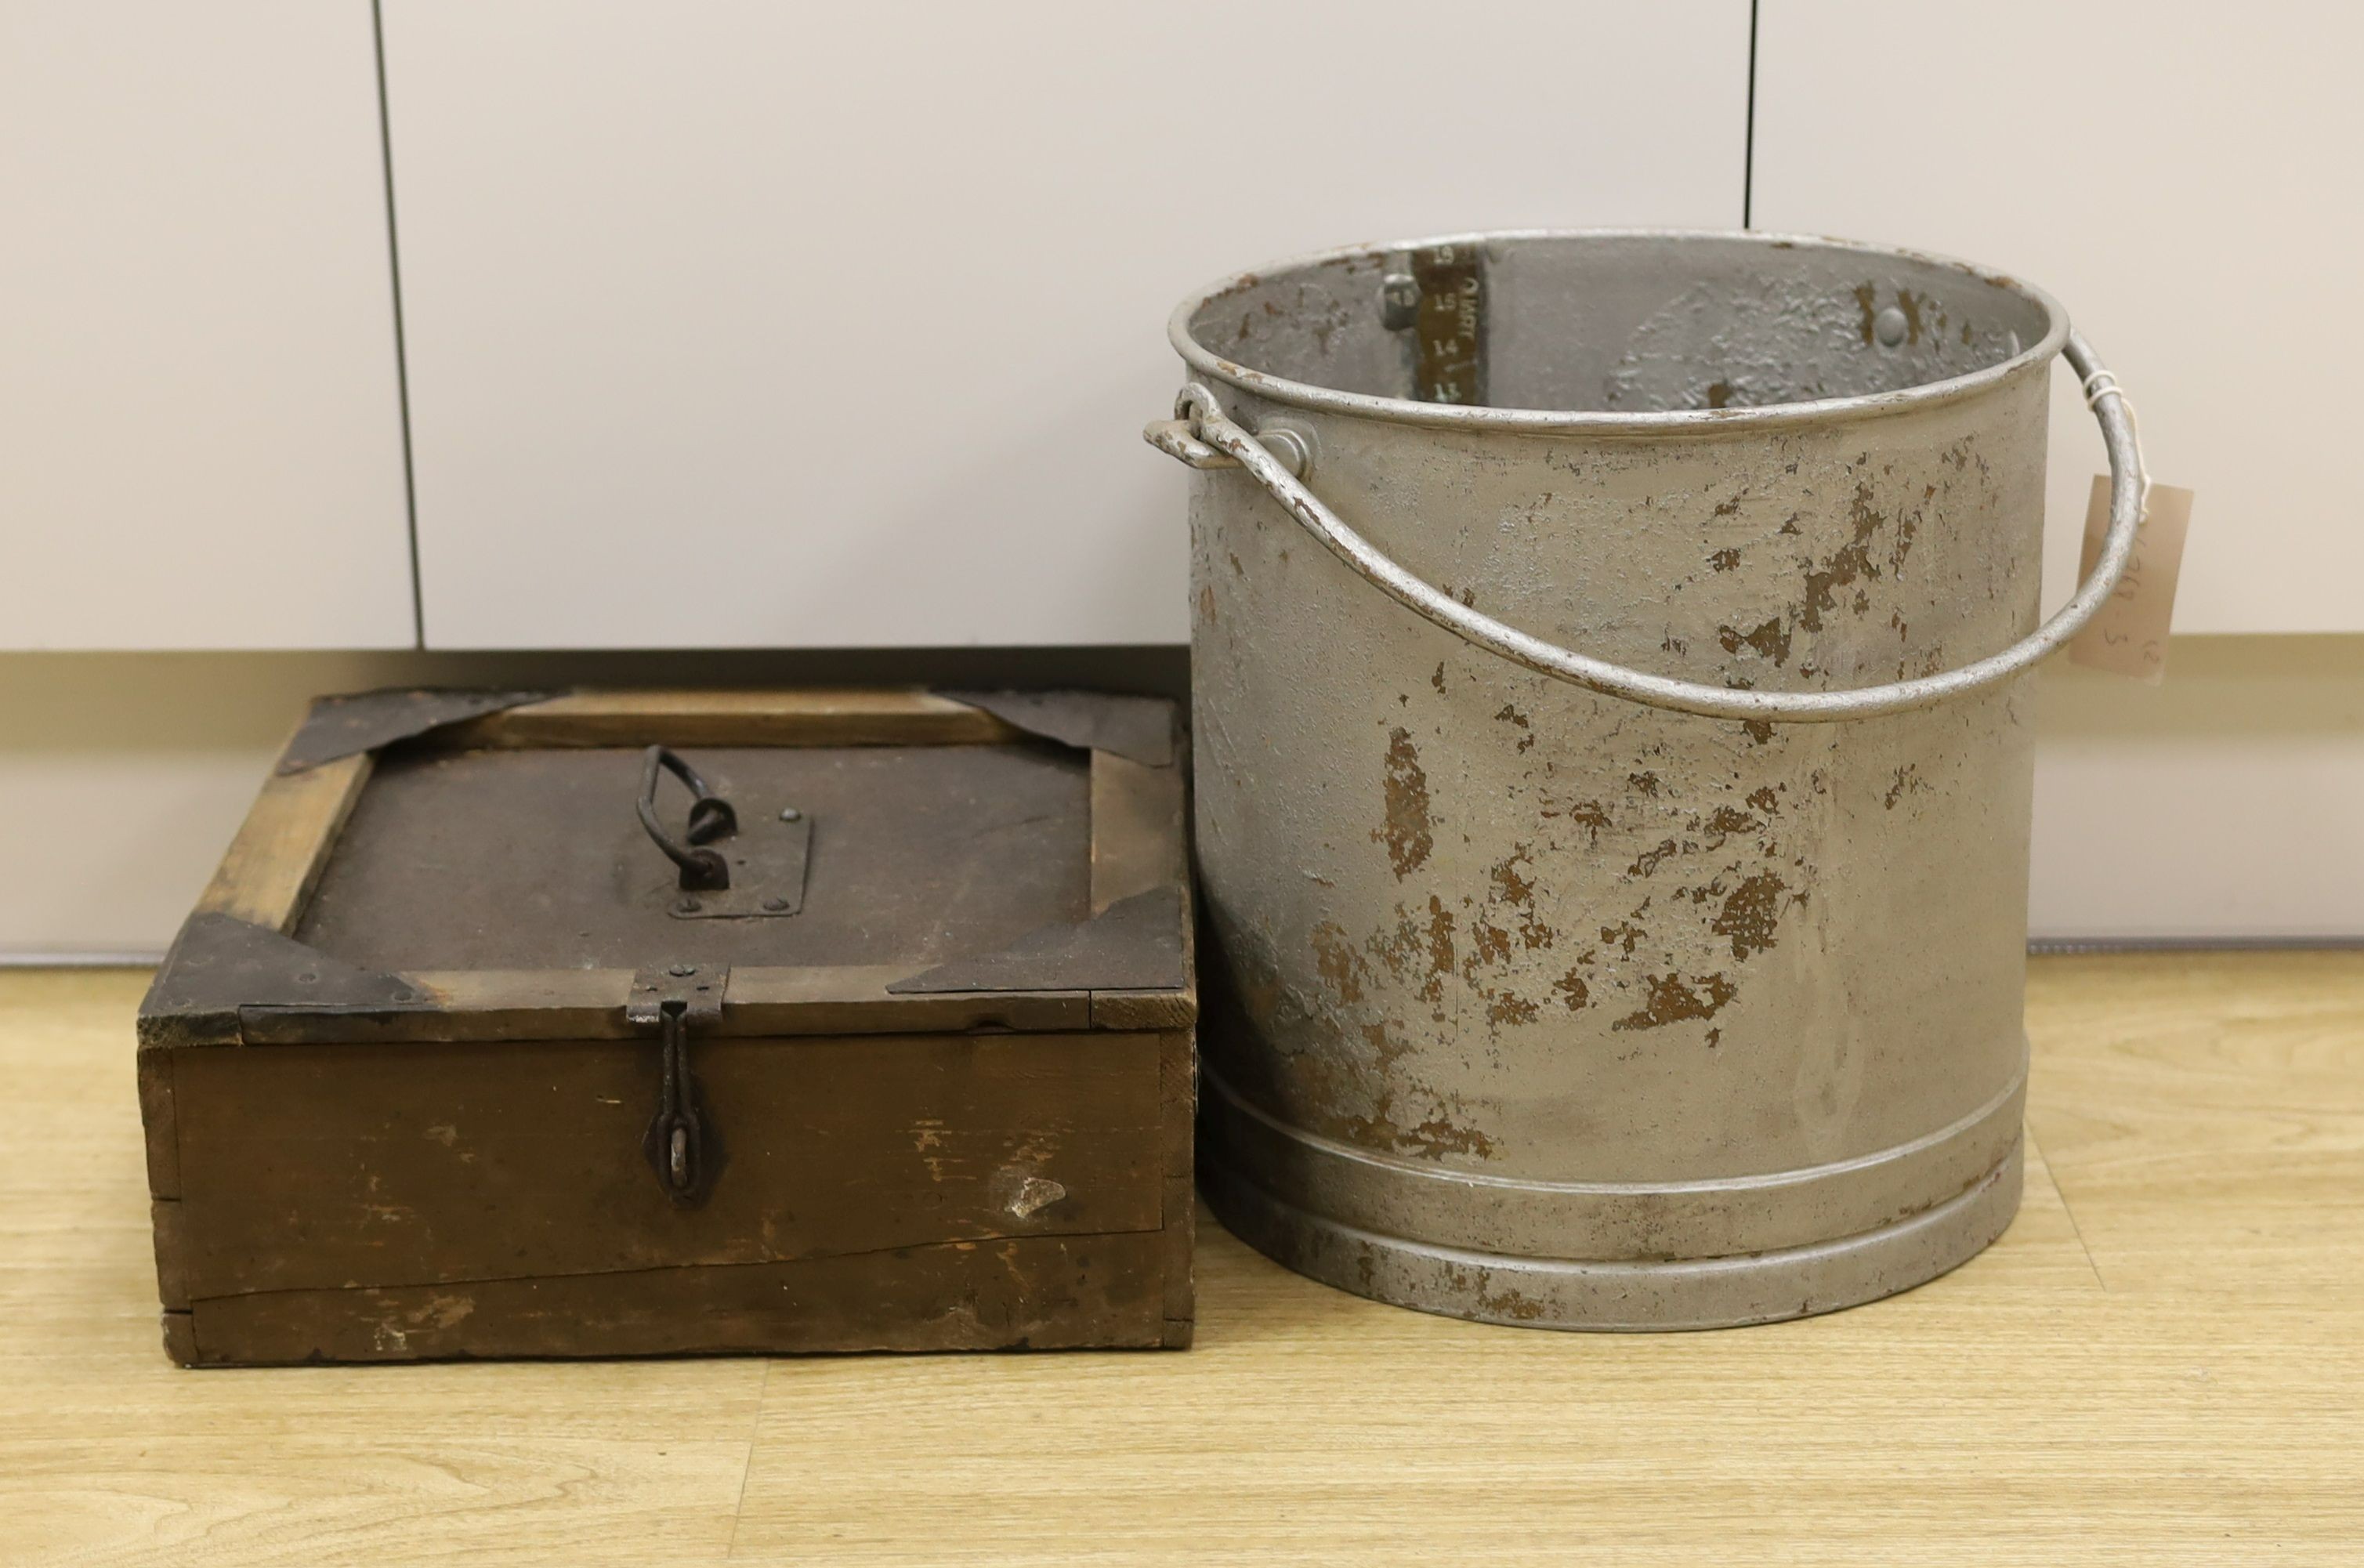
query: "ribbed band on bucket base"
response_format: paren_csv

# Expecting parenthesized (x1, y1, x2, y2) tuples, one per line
(1201, 1143, 2023, 1332)
(1200, 1058, 2029, 1266)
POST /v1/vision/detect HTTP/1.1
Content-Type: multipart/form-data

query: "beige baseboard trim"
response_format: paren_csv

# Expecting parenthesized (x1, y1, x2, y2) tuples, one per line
(2028, 936, 2364, 954)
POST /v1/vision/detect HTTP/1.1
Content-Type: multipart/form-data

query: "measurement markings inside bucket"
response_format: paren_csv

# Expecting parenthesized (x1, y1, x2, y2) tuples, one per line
(1149, 230, 2145, 1330)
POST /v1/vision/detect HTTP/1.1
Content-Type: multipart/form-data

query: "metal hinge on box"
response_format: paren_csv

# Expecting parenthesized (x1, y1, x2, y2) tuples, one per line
(627, 962, 729, 1205)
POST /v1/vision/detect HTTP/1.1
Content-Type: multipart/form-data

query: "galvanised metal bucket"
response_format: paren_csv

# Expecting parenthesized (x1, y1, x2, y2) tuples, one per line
(1148, 231, 2145, 1330)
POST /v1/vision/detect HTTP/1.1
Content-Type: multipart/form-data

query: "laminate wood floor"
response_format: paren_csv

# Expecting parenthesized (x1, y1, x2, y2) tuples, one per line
(4, 958, 2360, 1565)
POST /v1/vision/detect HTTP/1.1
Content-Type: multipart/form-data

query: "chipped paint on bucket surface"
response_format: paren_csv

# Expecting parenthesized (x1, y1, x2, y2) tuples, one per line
(1178, 232, 2058, 1330)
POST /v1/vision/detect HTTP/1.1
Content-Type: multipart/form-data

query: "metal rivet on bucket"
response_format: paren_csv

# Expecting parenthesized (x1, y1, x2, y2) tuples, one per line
(1149, 230, 2145, 1331)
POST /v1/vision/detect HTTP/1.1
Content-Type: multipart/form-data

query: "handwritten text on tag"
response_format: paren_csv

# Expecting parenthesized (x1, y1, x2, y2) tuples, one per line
(2069, 476, 2193, 683)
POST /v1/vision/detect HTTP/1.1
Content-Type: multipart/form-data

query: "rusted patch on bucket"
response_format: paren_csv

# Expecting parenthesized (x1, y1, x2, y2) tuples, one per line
(1274, 1011, 1499, 1164)
(1613, 972, 1739, 1032)
(1718, 617, 1794, 667)
(1711, 873, 1789, 961)
(1366, 895, 1456, 1012)
(1540, 788, 1615, 844)
(1493, 703, 1536, 752)
(1485, 993, 1539, 1026)
(1600, 910, 1649, 957)
(1489, 849, 1554, 950)
(1800, 482, 1891, 632)
(1372, 727, 1433, 877)
(1311, 921, 1363, 1005)
(1476, 1282, 1549, 1321)
(1627, 839, 1681, 879)
(1465, 917, 1511, 970)
(1701, 806, 1760, 846)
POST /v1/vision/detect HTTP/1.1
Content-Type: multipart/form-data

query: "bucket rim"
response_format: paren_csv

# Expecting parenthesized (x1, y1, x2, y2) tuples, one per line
(1166, 228, 2070, 434)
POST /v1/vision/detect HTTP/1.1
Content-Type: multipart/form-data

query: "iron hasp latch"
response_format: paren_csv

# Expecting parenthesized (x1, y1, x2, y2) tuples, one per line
(628, 962, 728, 1206)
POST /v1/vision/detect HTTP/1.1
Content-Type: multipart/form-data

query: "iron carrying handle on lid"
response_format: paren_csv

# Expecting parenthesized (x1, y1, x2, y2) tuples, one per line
(1147, 329, 2148, 723)
(637, 744, 738, 890)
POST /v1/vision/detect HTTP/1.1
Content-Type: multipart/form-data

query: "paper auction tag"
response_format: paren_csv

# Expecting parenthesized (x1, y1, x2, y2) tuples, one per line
(2068, 476, 2193, 683)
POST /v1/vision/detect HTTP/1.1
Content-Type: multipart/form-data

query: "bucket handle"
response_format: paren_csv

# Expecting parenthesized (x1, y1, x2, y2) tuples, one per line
(1146, 330, 2147, 724)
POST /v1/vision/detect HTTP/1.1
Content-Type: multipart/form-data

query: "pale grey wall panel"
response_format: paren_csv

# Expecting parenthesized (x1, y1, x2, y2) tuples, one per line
(0, 2, 417, 650)
(383, 0, 1752, 649)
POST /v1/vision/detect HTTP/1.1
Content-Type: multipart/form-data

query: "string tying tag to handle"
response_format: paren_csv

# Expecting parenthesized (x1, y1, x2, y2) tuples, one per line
(2080, 369, 2152, 523)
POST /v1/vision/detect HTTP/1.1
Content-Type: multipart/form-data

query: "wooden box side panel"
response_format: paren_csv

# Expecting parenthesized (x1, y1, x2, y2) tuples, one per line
(157, 1028, 1183, 1363)
(1160, 1023, 1196, 1347)
(170, 1031, 1161, 1298)
(185, 1232, 1168, 1363)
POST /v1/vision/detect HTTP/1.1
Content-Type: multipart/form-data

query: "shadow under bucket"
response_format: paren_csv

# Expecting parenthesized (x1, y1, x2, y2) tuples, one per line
(1150, 230, 2144, 1329)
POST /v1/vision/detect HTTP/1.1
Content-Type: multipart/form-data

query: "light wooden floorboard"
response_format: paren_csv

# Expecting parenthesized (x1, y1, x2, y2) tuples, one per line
(4, 960, 2360, 1565)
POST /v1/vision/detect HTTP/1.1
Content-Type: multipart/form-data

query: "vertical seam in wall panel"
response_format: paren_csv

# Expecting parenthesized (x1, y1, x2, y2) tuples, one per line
(371, 0, 425, 649)
(1742, 0, 1760, 228)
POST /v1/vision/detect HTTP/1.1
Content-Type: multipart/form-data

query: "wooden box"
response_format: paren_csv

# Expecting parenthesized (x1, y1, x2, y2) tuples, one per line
(138, 688, 1195, 1364)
